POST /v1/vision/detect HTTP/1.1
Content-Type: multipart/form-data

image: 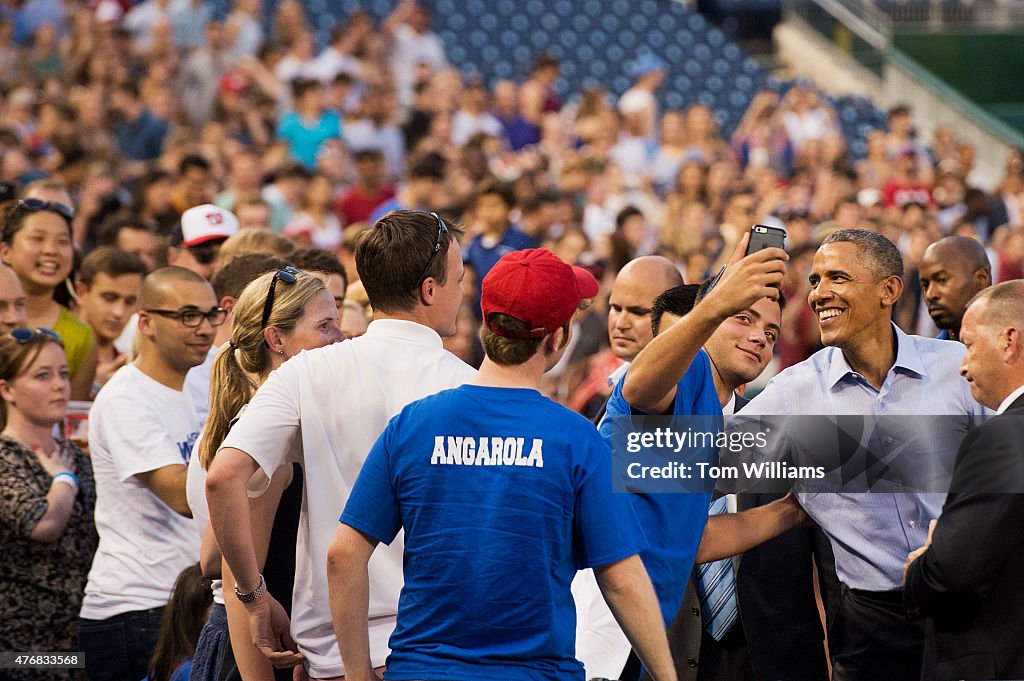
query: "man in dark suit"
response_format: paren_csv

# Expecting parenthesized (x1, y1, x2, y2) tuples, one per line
(904, 280, 1024, 681)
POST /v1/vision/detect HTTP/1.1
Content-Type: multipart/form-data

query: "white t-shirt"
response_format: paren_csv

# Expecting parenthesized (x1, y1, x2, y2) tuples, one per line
(220, 319, 475, 678)
(390, 23, 446, 107)
(185, 345, 219, 426)
(81, 364, 203, 619)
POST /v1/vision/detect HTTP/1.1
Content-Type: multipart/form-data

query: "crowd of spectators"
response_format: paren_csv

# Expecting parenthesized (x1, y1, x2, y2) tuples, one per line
(1, 0, 1024, 678)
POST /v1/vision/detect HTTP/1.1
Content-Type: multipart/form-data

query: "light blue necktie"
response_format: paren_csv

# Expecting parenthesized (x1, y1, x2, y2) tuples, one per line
(696, 496, 738, 640)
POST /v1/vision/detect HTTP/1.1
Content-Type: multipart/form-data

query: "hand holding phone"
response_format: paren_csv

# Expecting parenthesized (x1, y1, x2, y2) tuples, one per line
(746, 224, 787, 255)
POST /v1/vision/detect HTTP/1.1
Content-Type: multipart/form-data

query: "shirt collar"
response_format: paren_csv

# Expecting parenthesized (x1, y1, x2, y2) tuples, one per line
(826, 323, 927, 390)
(997, 383, 1024, 415)
(722, 392, 737, 415)
(363, 318, 443, 348)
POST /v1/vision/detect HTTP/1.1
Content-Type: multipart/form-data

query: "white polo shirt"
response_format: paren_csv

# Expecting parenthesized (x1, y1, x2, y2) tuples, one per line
(220, 319, 476, 678)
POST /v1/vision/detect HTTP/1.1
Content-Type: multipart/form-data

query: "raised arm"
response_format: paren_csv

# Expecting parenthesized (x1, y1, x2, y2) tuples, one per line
(623, 234, 788, 414)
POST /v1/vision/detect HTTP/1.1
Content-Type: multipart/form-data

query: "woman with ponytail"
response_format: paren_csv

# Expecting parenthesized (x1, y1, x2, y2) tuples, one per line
(186, 267, 343, 681)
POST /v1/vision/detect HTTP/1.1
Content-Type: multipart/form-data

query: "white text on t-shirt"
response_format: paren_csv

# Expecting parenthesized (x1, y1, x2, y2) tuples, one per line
(430, 436, 545, 468)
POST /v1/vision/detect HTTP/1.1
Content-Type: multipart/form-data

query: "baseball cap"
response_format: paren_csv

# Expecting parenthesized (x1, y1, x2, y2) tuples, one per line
(180, 204, 240, 248)
(481, 248, 599, 340)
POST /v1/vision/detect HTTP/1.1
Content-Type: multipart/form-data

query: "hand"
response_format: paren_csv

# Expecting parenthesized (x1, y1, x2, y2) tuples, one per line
(95, 354, 128, 387)
(705, 232, 788, 319)
(245, 594, 305, 668)
(35, 444, 76, 478)
(778, 491, 815, 528)
(903, 518, 938, 581)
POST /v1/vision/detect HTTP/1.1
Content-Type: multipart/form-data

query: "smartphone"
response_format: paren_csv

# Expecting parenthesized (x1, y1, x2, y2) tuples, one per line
(746, 224, 787, 255)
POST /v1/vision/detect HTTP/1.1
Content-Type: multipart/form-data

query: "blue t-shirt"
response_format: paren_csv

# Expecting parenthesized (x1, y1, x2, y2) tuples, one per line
(275, 110, 342, 170)
(598, 349, 722, 628)
(342, 384, 646, 681)
(465, 225, 541, 317)
(367, 197, 407, 226)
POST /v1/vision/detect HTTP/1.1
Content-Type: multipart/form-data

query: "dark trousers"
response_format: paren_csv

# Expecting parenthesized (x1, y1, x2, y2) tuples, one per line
(695, 623, 755, 681)
(831, 587, 924, 681)
(78, 607, 164, 681)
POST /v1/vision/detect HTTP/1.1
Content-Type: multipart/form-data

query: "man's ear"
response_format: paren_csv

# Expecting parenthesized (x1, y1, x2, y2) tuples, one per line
(166, 247, 180, 266)
(75, 280, 88, 299)
(220, 295, 236, 315)
(0, 378, 13, 403)
(419, 278, 435, 306)
(976, 268, 992, 289)
(880, 275, 904, 308)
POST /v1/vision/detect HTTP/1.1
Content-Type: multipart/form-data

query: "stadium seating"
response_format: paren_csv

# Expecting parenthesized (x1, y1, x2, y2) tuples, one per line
(220, 0, 885, 157)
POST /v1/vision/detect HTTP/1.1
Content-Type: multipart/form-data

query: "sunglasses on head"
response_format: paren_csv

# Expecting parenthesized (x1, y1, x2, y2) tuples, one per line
(260, 266, 301, 329)
(416, 212, 449, 284)
(11, 327, 63, 345)
(15, 198, 75, 221)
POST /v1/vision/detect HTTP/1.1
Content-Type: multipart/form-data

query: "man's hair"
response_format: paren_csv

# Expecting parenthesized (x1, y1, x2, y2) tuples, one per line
(481, 314, 569, 366)
(138, 266, 211, 310)
(821, 228, 904, 280)
(78, 246, 147, 288)
(98, 214, 159, 246)
(966, 280, 1024, 332)
(217, 229, 295, 265)
(651, 284, 701, 336)
(408, 152, 446, 181)
(616, 205, 644, 230)
(474, 180, 516, 209)
(355, 210, 463, 314)
(209, 253, 288, 301)
(290, 248, 349, 290)
(179, 155, 211, 175)
(353, 148, 383, 162)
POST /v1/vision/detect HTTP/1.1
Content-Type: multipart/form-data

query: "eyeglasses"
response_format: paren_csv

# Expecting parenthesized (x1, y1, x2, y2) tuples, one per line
(15, 198, 75, 221)
(260, 266, 301, 329)
(11, 327, 63, 344)
(416, 212, 449, 284)
(145, 307, 228, 328)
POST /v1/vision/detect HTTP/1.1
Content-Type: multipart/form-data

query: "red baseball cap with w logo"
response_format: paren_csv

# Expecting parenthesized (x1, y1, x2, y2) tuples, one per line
(481, 248, 599, 340)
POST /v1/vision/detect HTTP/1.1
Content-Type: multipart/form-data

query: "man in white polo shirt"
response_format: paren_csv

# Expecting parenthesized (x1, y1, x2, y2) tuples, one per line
(206, 210, 476, 679)
(80, 266, 223, 681)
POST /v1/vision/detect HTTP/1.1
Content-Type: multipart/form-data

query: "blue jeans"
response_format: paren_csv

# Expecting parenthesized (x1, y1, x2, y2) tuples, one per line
(78, 607, 165, 681)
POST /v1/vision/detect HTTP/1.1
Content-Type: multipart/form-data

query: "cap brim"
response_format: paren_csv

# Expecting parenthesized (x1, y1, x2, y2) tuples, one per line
(572, 266, 599, 299)
(182, 234, 232, 248)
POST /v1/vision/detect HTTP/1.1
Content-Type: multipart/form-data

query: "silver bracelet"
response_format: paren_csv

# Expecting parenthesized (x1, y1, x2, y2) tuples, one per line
(234, 573, 266, 603)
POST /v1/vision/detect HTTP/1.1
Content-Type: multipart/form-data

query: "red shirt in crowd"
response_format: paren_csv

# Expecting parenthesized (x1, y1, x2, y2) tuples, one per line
(334, 185, 396, 226)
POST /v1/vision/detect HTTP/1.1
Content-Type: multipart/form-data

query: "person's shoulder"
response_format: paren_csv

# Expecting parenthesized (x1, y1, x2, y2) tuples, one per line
(766, 346, 833, 386)
(910, 333, 966, 359)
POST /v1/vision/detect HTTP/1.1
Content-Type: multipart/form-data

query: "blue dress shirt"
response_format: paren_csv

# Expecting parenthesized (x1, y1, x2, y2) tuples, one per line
(738, 324, 987, 590)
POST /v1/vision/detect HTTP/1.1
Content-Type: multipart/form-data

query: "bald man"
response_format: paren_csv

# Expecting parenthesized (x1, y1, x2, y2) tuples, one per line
(0, 262, 27, 334)
(919, 236, 991, 342)
(609, 256, 685, 363)
(904, 281, 1024, 680)
(80, 267, 223, 681)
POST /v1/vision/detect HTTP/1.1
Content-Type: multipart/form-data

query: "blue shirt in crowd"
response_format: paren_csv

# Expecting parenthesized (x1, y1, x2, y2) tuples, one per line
(276, 110, 342, 170)
(598, 349, 722, 628)
(465, 225, 540, 316)
(342, 384, 645, 681)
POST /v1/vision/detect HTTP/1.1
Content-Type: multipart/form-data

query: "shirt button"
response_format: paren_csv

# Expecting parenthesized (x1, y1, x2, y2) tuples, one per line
(909, 520, 917, 528)
(885, 436, 893, 444)
(687, 658, 698, 668)
(692, 607, 700, 616)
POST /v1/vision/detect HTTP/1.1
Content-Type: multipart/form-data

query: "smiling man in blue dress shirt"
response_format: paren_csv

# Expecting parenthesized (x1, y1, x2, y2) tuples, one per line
(735, 230, 986, 681)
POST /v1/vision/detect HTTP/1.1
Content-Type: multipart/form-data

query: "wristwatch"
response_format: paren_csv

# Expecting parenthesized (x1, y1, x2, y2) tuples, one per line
(234, 573, 266, 603)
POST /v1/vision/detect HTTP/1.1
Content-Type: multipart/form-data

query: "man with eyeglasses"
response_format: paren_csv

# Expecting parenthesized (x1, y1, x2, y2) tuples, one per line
(207, 210, 476, 680)
(79, 266, 224, 681)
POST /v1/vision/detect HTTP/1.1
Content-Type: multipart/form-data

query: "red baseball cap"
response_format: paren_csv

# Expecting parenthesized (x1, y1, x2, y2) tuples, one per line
(481, 248, 599, 340)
